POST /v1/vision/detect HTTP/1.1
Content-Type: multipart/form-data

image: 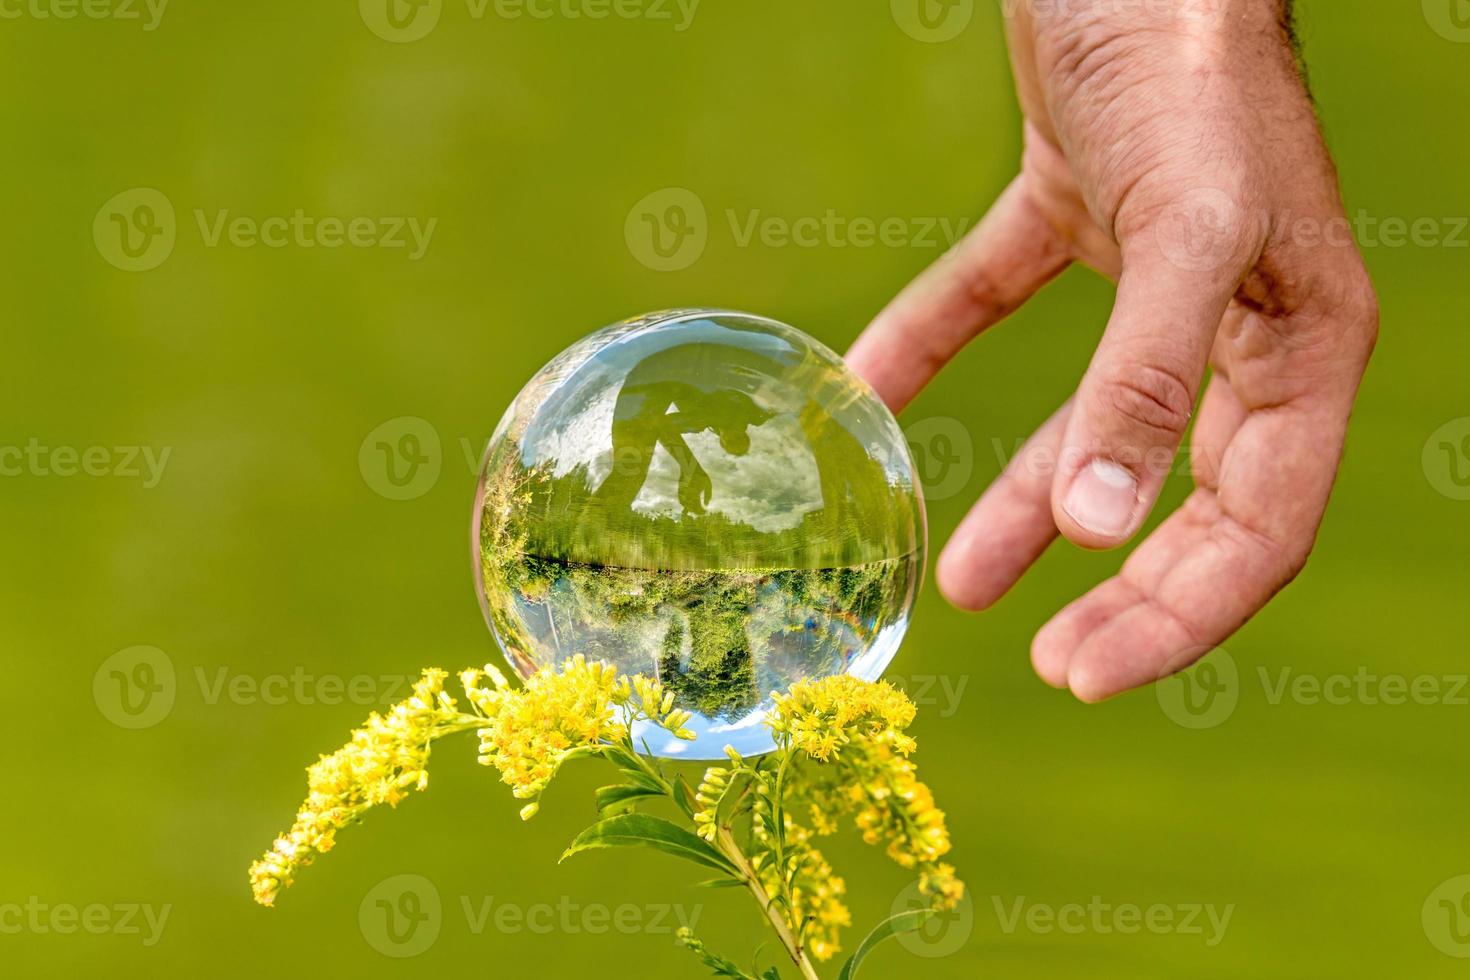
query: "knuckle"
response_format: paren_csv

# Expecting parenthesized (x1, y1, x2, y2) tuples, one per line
(1222, 515, 1313, 590)
(1036, 17, 1131, 77)
(1095, 363, 1196, 440)
(1122, 183, 1264, 274)
(1293, 265, 1379, 359)
(1273, 529, 1313, 584)
(1341, 271, 1380, 354)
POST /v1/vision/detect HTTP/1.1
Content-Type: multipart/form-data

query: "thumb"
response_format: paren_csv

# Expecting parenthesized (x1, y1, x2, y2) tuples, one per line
(1053, 221, 1253, 548)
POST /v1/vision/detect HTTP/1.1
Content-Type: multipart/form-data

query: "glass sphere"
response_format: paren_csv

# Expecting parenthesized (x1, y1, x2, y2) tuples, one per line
(472, 310, 925, 758)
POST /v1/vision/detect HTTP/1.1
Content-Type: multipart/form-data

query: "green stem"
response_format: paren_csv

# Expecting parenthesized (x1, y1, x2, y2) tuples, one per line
(714, 825, 822, 980)
(767, 752, 803, 947)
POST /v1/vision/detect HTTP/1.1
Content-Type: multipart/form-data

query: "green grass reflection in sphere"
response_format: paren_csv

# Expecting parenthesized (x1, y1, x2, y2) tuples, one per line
(472, 310, 926, 758)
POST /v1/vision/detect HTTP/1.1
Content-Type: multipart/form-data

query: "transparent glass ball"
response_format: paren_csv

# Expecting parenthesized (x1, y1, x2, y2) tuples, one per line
(472, 309, 925, 758)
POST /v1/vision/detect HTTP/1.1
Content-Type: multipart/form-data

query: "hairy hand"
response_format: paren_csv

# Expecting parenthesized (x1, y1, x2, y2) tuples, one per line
(848, 0, 1378, 701)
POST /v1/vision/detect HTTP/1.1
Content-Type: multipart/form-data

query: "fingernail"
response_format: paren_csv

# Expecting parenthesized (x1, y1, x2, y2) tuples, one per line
(1063, 459, 1138, 538)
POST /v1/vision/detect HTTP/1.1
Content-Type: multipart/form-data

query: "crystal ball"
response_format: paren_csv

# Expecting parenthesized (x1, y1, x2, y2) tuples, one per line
(472, 310, 925, 758)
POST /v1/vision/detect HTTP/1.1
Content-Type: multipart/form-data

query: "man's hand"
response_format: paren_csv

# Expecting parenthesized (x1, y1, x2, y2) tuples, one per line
(847, 1, 1377, 701)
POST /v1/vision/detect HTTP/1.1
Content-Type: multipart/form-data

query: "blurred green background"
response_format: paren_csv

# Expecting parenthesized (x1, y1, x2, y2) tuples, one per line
(3, 1, 1468, 976)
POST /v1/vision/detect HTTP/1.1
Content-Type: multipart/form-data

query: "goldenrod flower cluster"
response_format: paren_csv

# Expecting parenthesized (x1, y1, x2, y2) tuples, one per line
(849, 740, 951, 869)
(691, 765, 731, 842)
(920, 861, 965, 908)
(766, 673, 965, 916)
(252, 657, 697, 905)
(617, 673, 697, 740)
(249, 669, 469, 907)
(467, 655, 694, 819)
(767, 674, 917, 761)
(251, 655, 966, 980)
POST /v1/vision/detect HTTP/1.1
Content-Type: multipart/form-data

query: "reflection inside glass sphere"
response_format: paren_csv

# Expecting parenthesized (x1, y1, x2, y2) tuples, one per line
(473, 310, 925, 757)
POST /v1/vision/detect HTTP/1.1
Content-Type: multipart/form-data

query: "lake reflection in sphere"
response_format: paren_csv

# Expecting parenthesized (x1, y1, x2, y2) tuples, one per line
(472, 310, 925, 758)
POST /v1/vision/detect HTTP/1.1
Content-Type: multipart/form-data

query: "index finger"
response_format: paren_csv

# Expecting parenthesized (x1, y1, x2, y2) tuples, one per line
(845, 175, 1070, 412)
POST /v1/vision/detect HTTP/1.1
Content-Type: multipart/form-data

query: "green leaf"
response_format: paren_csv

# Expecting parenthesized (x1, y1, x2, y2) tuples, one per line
(836, 909, 937, 980)
(673, 773, 698, 817)
(616, 768, 666, 793)
(692, 876, 747, 888)
(559, 814, 740, 876)
(595, 783, 664, 816)
(760, 969, 782, 980)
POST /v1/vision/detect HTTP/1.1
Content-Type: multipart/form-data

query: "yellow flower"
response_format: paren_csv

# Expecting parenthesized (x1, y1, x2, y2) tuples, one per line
(251, 657, 965, 978)
(623, 672, 697, 740)
(767, 674, 916, 762)
(468, 656, 696, 815)
(470, 655, 623, 806)
(848, 738, 953, 871)
(920, 862, 965, 911)
(248, 669, 473, 907)
(692, 765, 730, 841)
(765, 673, 964, 921)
